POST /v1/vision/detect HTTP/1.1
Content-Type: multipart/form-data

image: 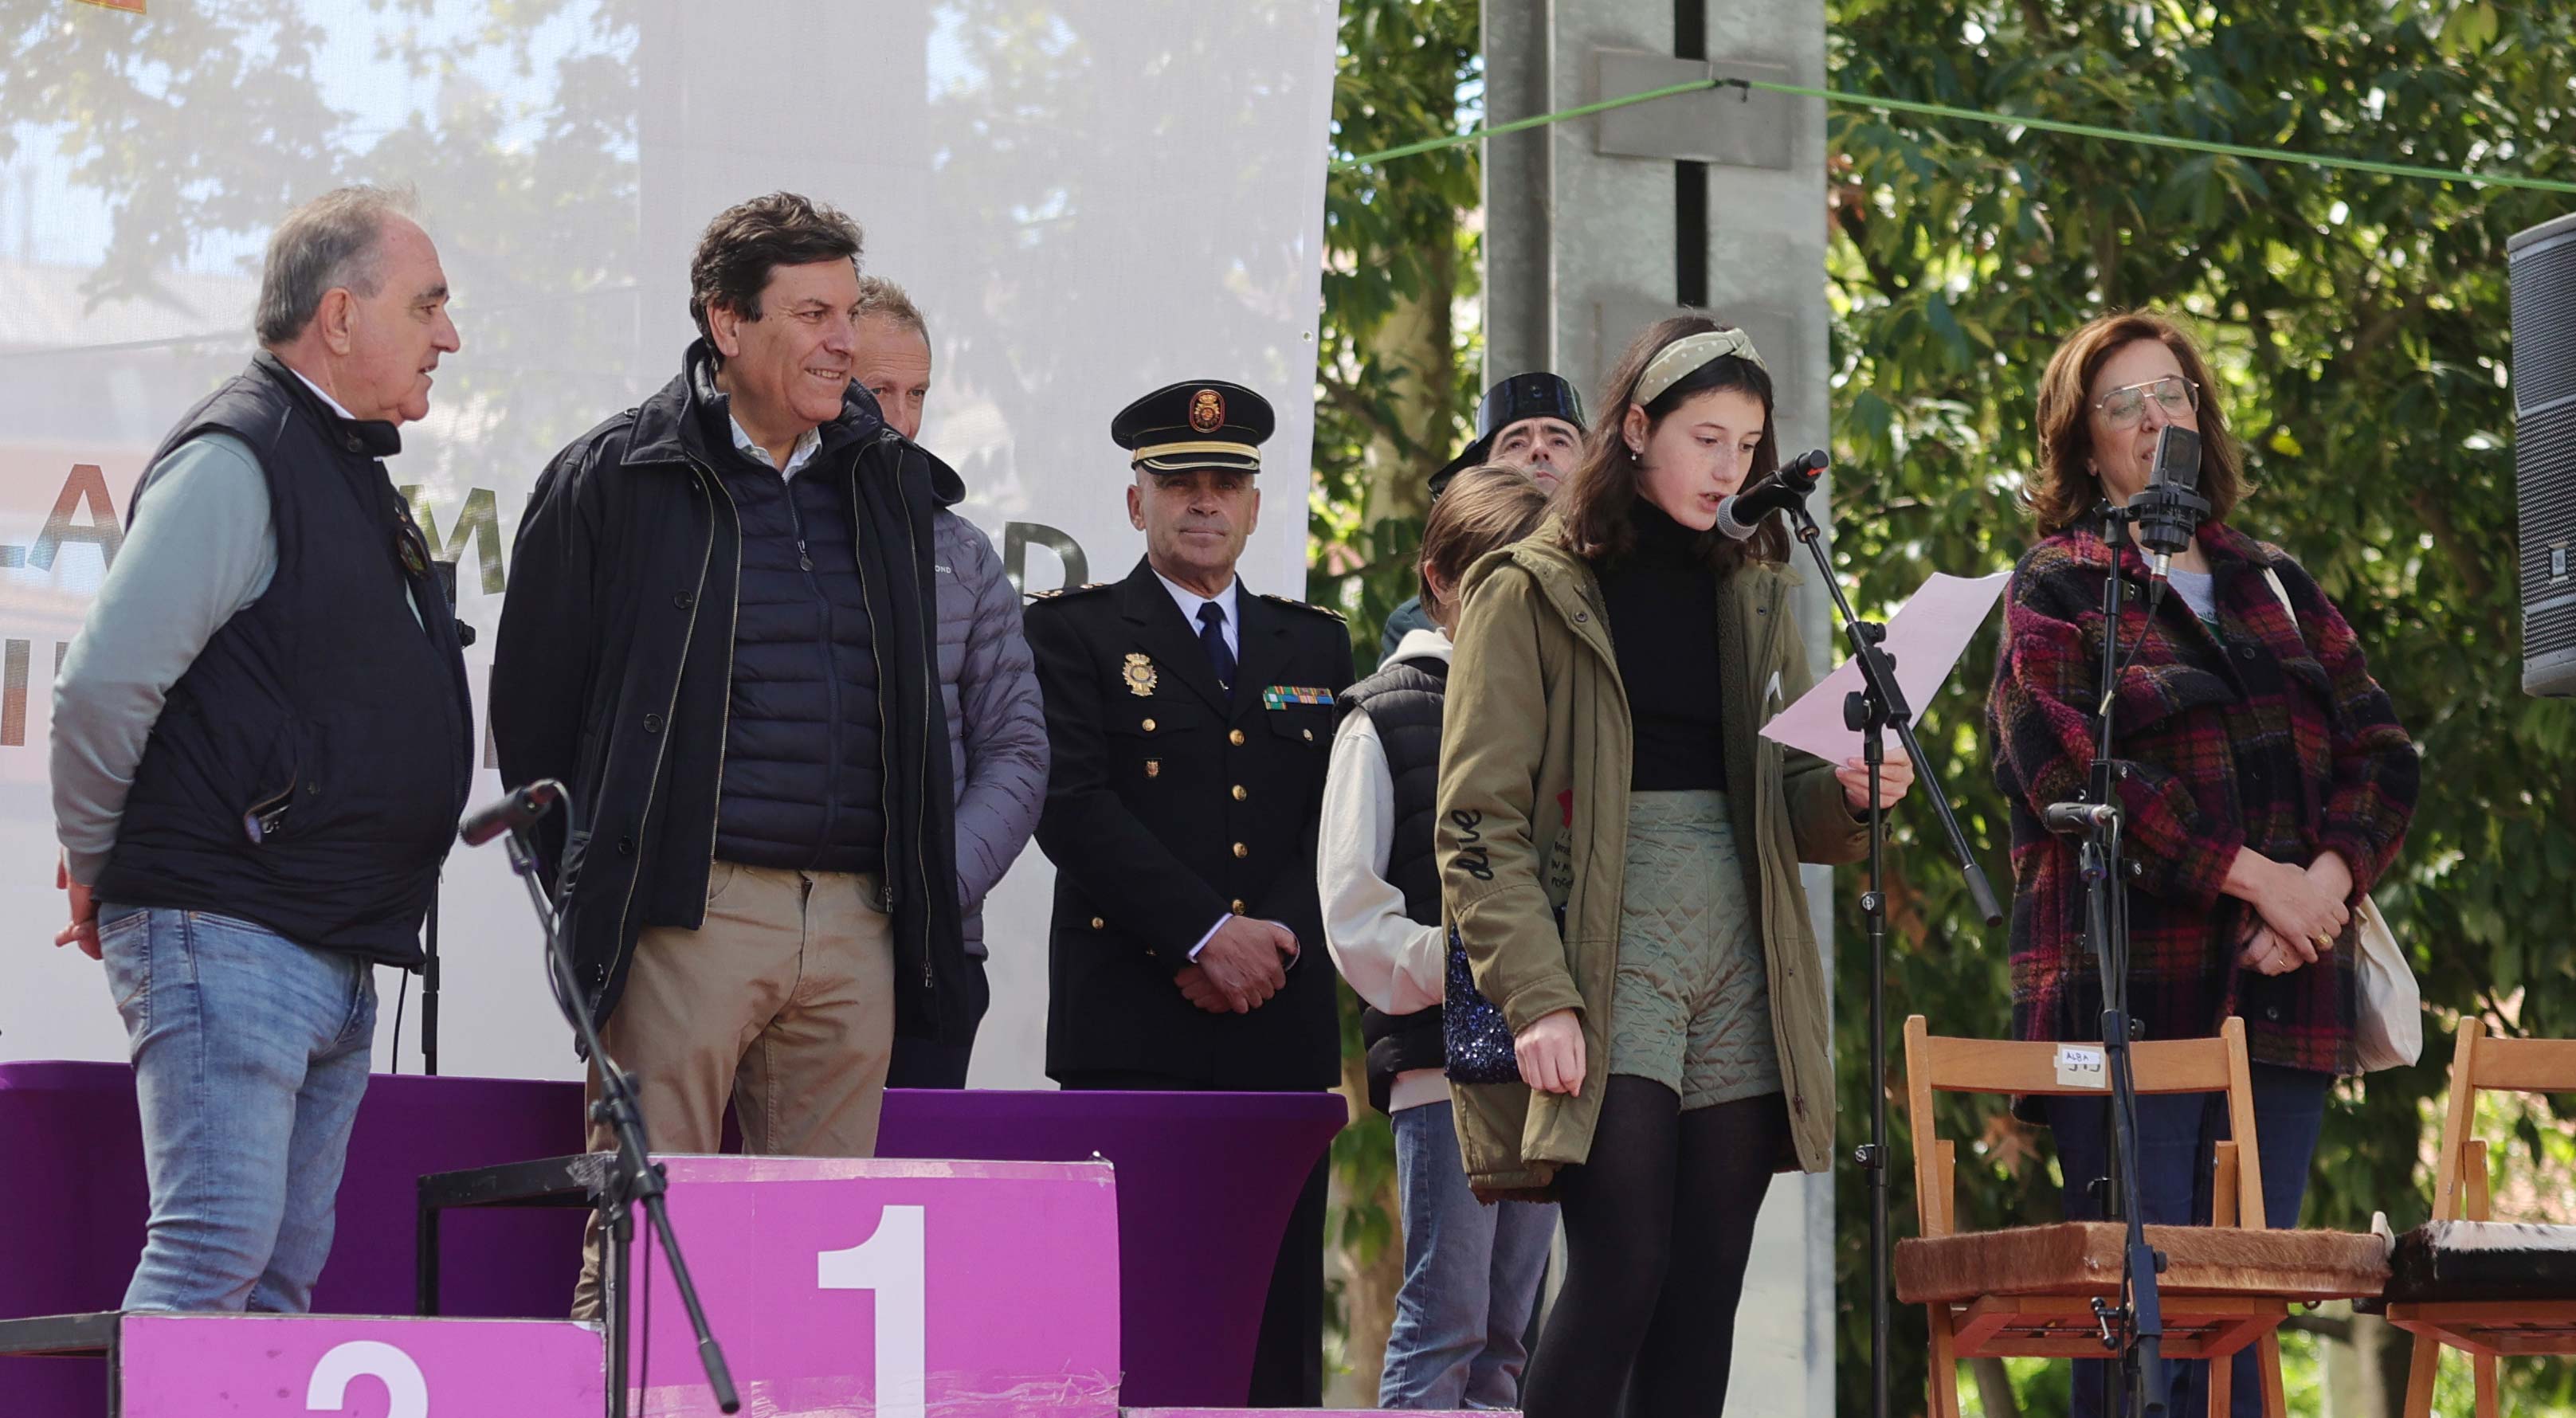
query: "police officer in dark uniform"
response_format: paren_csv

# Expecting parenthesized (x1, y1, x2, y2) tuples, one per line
(1026, 379, 1355, 1408)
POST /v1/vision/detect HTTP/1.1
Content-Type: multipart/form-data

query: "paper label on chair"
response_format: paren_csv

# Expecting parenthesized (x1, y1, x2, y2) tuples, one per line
(2054, 1044, 2109, 1089)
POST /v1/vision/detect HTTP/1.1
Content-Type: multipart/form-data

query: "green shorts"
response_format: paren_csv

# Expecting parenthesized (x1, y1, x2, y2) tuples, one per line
(1606, 789, 1783, 1111)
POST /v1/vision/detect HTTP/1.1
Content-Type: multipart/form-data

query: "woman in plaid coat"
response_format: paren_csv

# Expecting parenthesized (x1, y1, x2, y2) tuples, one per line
(1986, 311, 2419, 1418)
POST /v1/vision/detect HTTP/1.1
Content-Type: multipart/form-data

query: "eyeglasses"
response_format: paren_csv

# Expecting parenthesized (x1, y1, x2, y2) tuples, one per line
(2092, 375, 2200, 429)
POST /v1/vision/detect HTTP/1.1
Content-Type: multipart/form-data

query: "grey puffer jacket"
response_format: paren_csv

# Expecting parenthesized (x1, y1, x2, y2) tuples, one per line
(932, 508, 1048, 958)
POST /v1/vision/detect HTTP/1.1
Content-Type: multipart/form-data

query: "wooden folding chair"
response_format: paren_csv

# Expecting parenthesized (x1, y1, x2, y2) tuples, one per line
(1895, 1015, 2390, 1418)
(2389, 1017, 2576, 1418)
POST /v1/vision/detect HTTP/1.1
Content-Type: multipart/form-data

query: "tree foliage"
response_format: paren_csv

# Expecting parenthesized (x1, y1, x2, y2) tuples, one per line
(1821, 1, 2576, 1411)
(1312, 0, 1483, 650)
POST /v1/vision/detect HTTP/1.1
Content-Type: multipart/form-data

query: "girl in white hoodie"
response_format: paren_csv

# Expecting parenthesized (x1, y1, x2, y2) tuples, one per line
(1321, 466, 1555, 1408)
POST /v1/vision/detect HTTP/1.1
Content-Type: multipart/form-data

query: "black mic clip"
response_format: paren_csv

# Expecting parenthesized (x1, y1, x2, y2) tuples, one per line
(2043, 800, 2120, 836)
(1715, 450, 1831, 541)
(2128, 484, 2210, 562)
(460, 780, 565, 848)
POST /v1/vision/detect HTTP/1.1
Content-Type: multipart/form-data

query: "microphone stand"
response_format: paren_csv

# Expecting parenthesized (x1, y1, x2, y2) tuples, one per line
(2060, 499, 2167, 1417)
(472, 792, 740, 1417)
(1777, 494, 2002, 1418)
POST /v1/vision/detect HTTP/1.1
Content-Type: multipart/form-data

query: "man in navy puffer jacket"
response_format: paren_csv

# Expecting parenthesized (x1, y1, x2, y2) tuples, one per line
(495, 194, 974, 1317)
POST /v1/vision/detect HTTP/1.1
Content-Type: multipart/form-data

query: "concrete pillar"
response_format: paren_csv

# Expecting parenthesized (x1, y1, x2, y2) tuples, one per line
(1484, 2, 1838, 1413)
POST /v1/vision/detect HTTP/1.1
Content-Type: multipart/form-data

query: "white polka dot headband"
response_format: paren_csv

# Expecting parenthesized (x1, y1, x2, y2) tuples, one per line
(1634, 327, 1767, 407)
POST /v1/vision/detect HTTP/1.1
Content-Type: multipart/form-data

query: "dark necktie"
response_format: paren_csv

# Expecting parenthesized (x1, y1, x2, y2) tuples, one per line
(1198, 601, 1237, 694)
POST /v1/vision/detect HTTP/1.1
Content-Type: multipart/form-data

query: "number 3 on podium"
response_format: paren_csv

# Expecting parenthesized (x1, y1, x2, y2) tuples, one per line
(817, 1205, 927, 1418)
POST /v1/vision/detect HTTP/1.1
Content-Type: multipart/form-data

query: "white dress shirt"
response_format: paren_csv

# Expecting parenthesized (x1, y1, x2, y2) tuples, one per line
(1319, 626, 1453, 1111)
(728, 413, 822, 478)
(290, 368, 355, 420)
(1151, 566, 1241, 658)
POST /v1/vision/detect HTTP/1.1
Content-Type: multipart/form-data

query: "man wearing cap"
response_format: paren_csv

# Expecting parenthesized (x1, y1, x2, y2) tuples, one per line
(1026, 380, 1355, 1406)
(1378, 370, 1584, 662)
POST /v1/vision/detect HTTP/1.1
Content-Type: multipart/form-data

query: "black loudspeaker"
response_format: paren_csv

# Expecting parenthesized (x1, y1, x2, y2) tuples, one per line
(2512, 210, 2576, 696)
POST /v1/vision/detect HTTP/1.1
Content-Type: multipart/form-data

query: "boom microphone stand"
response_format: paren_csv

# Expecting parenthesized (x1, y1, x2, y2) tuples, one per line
(460, 783, 740, 1418)
(2045, 499, 2187, 1418)
(1771, 462, 2004, 1418)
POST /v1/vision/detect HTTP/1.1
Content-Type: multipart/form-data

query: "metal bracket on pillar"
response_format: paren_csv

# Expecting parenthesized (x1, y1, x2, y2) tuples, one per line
(1593, 51, 1794, 170)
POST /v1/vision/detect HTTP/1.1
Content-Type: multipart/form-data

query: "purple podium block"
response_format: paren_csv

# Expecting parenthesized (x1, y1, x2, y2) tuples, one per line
(2, 1064, 587, 1418)
(874, 1090, 1346, 1407)
(116, 1314, 601, 1417)
(0, 1063, 1344, 1415)
(629, 1156, 1120, 1416)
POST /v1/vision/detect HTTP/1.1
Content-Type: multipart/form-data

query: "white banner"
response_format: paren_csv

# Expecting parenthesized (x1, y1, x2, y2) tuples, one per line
(0, 0, 1339, 1086)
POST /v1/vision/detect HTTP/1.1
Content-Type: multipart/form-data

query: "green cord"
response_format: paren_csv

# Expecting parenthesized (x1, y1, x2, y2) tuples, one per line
(1331, 74, 2576, 197)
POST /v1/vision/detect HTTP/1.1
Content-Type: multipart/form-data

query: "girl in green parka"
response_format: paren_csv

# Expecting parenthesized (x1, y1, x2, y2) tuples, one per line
(1437, 315, 1915, 1417)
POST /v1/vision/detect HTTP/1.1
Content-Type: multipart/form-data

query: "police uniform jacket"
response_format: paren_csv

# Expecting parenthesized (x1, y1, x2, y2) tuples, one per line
(1029, 555, 1356, 1089)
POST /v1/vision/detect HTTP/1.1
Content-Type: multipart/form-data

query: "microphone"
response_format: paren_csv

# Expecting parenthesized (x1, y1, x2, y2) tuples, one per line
(2042, 801, 2119, 835)
(2128, 425, 2208, 582)
(460, 780, 563, 848)
(1715, 449, 1829, 541)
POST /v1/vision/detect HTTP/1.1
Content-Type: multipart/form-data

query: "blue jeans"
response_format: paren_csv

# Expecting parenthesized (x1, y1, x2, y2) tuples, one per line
(2045, 1064, 2334, 1418)
(1381, 1099, 1559, 1409)
(98, 905, 378, 1313)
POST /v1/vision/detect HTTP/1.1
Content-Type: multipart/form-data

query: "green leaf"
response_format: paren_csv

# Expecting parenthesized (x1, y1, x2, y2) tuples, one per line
(2441, 1, 2500, 54)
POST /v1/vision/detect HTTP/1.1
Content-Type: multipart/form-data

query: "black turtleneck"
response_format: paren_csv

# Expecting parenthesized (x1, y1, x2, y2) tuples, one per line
(1597, 499, 1727, 791)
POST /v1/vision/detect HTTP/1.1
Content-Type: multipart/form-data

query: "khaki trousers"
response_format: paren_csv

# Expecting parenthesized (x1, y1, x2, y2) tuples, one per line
(571, 862, 895, 1318)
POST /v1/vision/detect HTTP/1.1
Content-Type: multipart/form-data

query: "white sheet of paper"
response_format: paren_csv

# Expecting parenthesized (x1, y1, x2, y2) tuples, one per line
(1759, 570, 2011, 762)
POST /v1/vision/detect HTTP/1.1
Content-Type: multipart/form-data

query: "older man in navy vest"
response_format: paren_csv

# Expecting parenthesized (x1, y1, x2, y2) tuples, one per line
(50, 186, 472, 1313)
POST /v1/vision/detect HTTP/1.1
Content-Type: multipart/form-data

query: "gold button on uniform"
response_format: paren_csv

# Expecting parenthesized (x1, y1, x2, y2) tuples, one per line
(1231, 785, 1247, 801)
(1090, 917, 1106, 930)
(1233, 842, 1249, 859)
(1302, 728, 1314, 742)
(1229, 728, 1246, 746)
(1230, 899, 1246, 915)
(1142, 718, 1156, 732)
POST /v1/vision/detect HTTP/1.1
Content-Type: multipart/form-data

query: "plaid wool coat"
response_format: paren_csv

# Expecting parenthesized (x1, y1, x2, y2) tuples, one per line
(1986, 521, 2419, 1075)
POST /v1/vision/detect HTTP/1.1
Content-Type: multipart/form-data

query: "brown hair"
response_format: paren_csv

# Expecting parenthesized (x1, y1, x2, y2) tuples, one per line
(1553, 313, 1786, 569)
(688, 192, 865, 361)
(855, 274, 929, 341)
(1417, 465, 1551, 623)
(2028, 310, 2245, 536)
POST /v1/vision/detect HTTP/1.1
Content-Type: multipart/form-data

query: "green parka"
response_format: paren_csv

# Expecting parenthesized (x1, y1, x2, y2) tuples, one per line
(1435, 526, 1872, 1198)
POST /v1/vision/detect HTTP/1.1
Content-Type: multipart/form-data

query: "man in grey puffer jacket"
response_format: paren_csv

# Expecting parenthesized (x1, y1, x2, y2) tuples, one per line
(857, 276, 1048, 1087)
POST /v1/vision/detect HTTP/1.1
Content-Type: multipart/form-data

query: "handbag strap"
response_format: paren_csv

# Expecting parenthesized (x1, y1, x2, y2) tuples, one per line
(2260, 562, 2297, 629)
(2258, 560, 2361, 892)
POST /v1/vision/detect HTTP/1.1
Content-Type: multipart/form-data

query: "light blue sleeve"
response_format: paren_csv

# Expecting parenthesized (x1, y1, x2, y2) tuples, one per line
(51, 433, 277, 885)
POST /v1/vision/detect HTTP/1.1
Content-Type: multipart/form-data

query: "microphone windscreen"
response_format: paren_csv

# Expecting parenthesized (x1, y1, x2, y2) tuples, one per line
(2150, 425, 2202, 492)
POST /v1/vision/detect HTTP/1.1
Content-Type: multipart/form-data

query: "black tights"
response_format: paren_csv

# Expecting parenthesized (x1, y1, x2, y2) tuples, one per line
(1521, 1076, 1790, 1418)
